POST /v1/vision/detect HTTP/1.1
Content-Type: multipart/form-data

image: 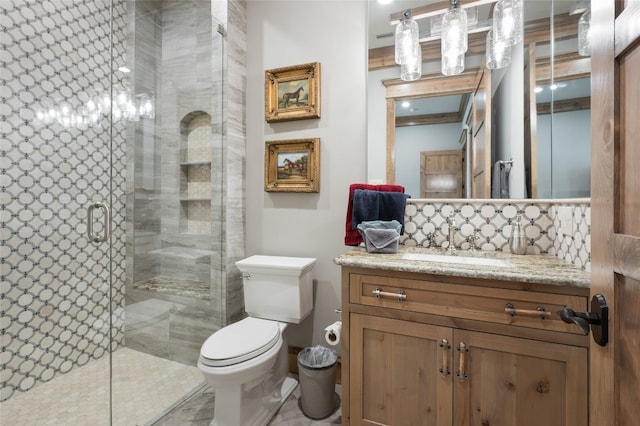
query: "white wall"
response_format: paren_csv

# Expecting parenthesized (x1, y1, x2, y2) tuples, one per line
(537, 109, 591, 198)
(246, 1, 367, 350)
(395, 123, 462, 197)
(492, 43, 525, 198)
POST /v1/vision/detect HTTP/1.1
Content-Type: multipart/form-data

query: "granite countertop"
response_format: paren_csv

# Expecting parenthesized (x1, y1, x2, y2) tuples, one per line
(334, 246, 590, 289)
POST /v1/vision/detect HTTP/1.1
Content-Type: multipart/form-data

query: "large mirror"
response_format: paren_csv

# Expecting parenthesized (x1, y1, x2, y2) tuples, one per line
(367, 0, 591, 199)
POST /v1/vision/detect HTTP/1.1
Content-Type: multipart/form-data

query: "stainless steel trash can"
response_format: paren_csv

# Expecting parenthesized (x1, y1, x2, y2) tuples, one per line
(297, 345, 339, 419)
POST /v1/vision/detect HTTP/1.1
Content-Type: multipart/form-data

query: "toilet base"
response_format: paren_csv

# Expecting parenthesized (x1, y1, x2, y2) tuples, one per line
(210, 375, 297, 426)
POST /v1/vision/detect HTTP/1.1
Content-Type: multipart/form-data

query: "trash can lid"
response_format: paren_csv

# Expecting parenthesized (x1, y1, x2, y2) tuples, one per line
(200, 317, 280, 367)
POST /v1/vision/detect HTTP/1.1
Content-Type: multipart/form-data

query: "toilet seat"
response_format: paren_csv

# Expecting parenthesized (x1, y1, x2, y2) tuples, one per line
(199, 317, 281, 367)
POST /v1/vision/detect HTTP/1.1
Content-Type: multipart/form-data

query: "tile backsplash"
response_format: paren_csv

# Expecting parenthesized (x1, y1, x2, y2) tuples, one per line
(401, 199, 590, 271)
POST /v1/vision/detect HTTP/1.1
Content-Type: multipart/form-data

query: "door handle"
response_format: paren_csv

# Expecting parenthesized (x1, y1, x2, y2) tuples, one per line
(560, 294, 608, 346)
(87, 202, 111, 243)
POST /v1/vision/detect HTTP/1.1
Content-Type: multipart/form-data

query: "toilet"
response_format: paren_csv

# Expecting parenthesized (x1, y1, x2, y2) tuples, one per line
(197, 255, 317, 426)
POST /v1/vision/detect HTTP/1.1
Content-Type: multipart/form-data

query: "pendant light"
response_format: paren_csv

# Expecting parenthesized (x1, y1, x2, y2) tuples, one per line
(493, 0, 523, 47)
(395, 9, 422, 81)
(578, 9, 591, 56)
(486, 29, 511, 69)
(401, 48, 422, 81)
(395, 10, 419, 65)
(441, 0, 468, 76)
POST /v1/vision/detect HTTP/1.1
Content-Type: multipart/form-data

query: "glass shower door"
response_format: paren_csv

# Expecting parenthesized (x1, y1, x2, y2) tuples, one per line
(2, 0, 222, 423)
(1, 0, 121, 423)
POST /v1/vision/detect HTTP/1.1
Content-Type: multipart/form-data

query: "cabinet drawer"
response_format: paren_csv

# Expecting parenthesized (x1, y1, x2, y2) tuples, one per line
(349, 274, 588, 335)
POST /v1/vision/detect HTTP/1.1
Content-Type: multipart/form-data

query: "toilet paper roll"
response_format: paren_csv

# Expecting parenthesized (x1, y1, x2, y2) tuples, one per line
(324, 321, 342, 346)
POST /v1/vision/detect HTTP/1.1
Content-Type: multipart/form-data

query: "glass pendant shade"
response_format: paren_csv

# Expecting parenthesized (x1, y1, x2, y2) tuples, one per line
(493, 0, 523, 47)
(401, 48, 422, 81)
(486, 29, 511, 69)
(441, 50, 465, 76)
(441, 1, 467, 76)
(578, 10, 591, 56)
(395, 18, 420, 65)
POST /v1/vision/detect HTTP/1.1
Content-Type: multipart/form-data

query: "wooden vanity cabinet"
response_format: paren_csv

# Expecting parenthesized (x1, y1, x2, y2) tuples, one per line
(341, 267, 589, 426)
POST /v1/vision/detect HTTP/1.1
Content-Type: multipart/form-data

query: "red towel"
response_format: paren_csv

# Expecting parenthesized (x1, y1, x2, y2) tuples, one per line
(344, 183, 405, 246)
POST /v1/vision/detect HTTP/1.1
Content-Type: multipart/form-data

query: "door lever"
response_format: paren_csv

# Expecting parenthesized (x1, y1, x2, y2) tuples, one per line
(560, 294, 608, 346)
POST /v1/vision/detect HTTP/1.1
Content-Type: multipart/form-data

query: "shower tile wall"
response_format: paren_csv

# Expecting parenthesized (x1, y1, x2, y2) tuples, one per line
(402, 199, 591, 271)
(1, 0, 127, 401)
(123, 0, 247, 365)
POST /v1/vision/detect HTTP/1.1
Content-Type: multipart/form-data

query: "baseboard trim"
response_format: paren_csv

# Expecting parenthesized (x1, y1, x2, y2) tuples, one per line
(287, 345, 341, 385)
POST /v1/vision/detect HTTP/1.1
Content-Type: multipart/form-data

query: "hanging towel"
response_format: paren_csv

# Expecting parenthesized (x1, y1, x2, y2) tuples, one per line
(344, 183, 405, 246)
(351, 190, 410, 231)
(491, 161, 511, 199)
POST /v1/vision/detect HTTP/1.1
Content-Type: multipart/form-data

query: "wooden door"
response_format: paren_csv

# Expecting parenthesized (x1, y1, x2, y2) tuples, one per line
(590, 2, 640, 424)
(453, 330, 588, 426)
(349, 314, 453, 425)
(420, 149, 465, 198)
(471, 69, 492, 198)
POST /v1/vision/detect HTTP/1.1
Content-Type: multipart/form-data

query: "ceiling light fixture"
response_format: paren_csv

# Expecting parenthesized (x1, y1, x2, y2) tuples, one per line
(578, 9, 591, 56)
(395, 10, 419, 65)
(493, 0, 523, 47)
(395, 10, 422, 81)
(486, 29, 511, 69)
(401, 48, 422, 81)
(441, 0, 468, 76)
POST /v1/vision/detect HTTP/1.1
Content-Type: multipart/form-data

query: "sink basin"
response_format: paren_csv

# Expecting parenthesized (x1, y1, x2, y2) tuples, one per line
(402, 252, 514, 268)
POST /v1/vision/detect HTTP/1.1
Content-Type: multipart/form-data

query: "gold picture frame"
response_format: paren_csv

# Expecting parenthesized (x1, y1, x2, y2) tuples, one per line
(265, 62, 321, 123)
(264, 138, 320, 193)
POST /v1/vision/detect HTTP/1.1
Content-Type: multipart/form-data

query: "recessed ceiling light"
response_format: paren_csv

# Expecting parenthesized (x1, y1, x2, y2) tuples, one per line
(534, 86, 543, 93)
(402, 101, 411, 108)
(118, 66, 131, 73)
(549, 84, 558, 90)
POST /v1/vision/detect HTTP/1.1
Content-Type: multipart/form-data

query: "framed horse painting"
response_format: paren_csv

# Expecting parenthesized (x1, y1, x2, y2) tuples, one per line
(265, 62, 321, 123)
(264, 138, 320, 192)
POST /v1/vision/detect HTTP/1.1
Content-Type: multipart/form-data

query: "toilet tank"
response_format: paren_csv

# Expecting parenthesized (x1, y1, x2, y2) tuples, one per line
(236, 255, 317, 324)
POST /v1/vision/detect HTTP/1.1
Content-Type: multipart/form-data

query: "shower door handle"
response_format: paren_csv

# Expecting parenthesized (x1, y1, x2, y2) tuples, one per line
(87, 202, 111, 243)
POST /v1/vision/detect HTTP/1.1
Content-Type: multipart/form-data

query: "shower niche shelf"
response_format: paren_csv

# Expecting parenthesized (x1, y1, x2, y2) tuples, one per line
(179, 110, 213, 235)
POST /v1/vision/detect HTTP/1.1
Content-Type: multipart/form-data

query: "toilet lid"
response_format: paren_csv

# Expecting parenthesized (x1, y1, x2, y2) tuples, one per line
(200, 317, 280, 367)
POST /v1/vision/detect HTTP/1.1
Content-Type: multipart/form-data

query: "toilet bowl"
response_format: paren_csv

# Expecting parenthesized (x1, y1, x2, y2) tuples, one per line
(197, 255, 316, 426)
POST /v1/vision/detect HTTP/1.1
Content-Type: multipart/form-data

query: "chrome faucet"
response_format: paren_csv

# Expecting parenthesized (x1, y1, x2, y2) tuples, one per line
(446, 213, 456, 251)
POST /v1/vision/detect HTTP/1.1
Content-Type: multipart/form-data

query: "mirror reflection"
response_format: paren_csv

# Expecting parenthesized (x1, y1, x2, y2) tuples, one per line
(367, 0, 591, 199)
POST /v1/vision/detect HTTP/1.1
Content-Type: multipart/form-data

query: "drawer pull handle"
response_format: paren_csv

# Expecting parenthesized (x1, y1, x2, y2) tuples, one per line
(439, 338, 451, 376)
(456, 342, 468, 381)
(504, 303, 551, 320)
(373, 288, 407, 301)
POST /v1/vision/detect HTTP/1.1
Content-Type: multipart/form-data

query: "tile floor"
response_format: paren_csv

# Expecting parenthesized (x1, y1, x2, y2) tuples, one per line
(0, 348, 204, 426)
(153, 380, 342, 426)
(1, 347, 342, 425)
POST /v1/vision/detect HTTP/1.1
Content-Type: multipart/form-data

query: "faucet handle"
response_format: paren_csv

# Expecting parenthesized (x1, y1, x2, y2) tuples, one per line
(426, 232, 438, 248)
(447, 211, 455, 224)
(468, 231, 480, 251)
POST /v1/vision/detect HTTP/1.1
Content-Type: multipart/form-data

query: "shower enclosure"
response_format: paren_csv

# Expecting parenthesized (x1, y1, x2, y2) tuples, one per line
(1, 0, 246, 423)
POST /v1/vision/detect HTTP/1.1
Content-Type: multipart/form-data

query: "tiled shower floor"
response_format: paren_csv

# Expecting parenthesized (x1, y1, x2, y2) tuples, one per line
(0, 348, 205, 426)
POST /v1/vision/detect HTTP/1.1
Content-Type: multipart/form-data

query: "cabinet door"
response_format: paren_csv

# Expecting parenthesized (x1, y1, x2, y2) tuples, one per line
(350, 313, 453, 425)
(453, 330, 587, 426)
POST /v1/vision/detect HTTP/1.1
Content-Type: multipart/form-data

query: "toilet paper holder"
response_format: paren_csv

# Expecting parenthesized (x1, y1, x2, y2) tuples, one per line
(324, 309, 343, 346)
